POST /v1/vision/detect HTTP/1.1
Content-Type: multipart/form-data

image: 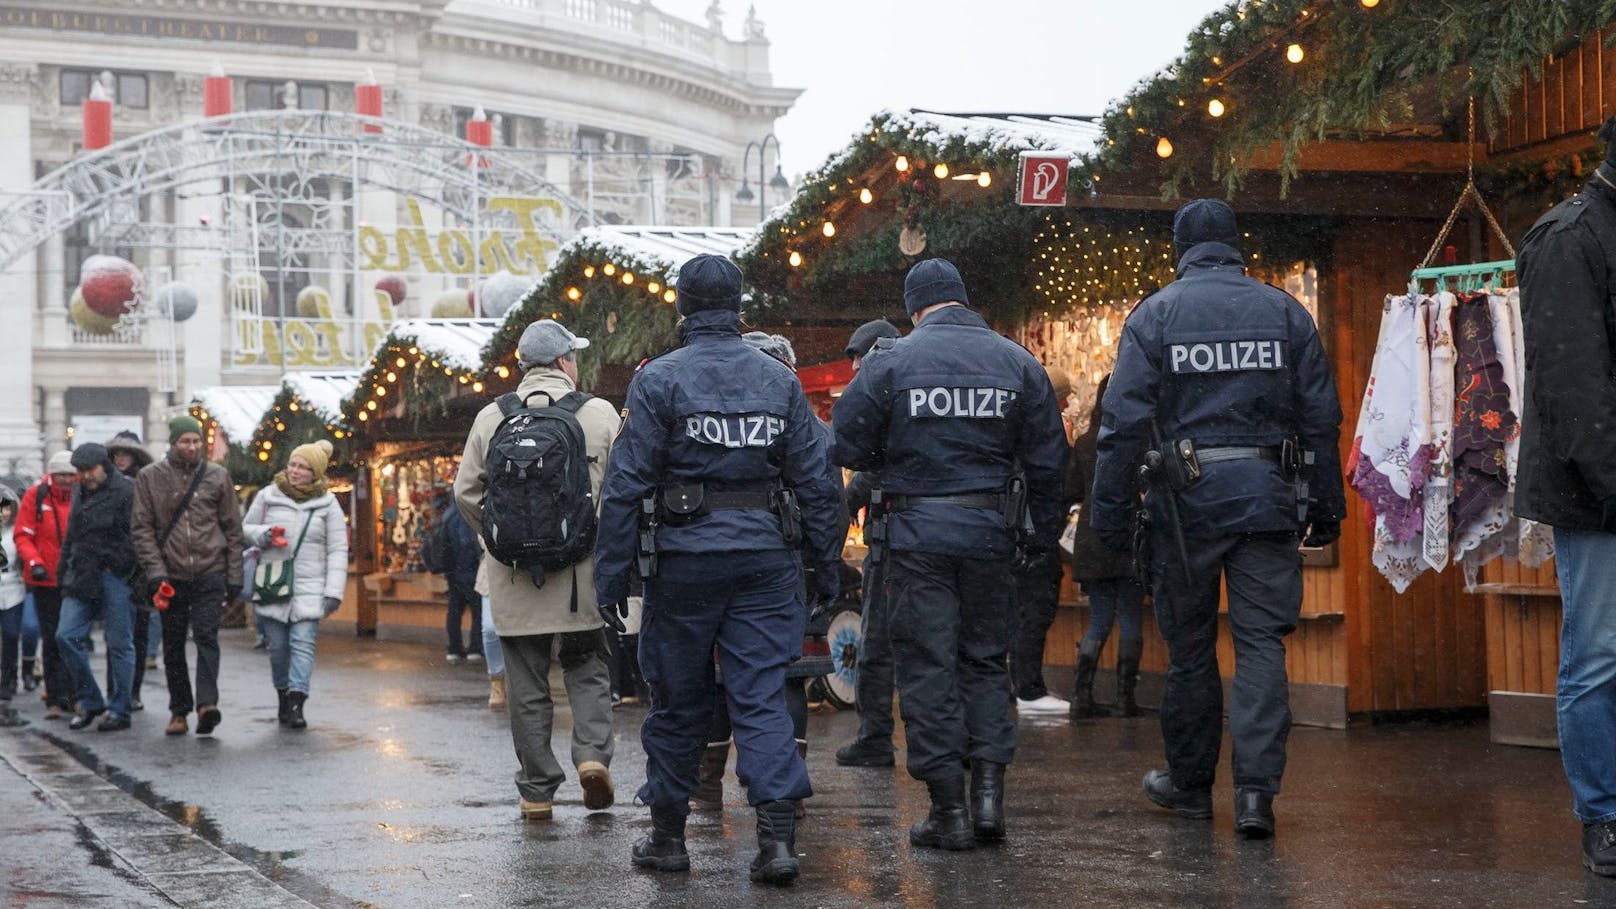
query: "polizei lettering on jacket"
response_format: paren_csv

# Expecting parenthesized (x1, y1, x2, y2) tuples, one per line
(1167, 339, 1285, 374)
(906, 387, 1018, 419)
(685, 412, 785, 448)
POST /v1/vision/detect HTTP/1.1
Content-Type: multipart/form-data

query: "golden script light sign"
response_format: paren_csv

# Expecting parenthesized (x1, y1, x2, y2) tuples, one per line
(357, 197, 562, 275)
(234, 290, 397, 369)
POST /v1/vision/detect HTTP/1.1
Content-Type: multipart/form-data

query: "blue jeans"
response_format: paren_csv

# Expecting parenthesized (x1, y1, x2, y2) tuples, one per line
(1081, 576, 1146, 654)
(21, 592, 38, 658)
(1554, 528, 1616, 823)
(146, 611, 161, 660)
(480, 597, 504, 677)
(57, 571, 137, 718)
(262, 617, 319, 694)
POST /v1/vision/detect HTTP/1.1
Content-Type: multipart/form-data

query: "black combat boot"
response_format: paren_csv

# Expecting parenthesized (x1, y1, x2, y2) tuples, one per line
(1069, 644, 1100, 719)
(750, 799, 799, 886)
(632, 803, 690, 872)
(1584, 820, 1616, 876)
(286, 691, 307, 729)
(276, 688, 291, 726)
(1142, 769, 1212, 819)
(970, 760, 1006, 842)
(1111, 638, 1143, 718)
(910, 775, 975, 851)
(690, 741, 729, 811)
(1234, 789, 1275, 839)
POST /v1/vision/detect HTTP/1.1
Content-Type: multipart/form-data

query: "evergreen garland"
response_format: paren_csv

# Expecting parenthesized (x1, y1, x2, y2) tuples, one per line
(1098, 0, 1616, 195)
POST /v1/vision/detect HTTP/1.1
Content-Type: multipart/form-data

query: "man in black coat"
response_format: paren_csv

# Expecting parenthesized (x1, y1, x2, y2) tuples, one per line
(1516, 115, 1616, 877)
(54, 443, 141, 732)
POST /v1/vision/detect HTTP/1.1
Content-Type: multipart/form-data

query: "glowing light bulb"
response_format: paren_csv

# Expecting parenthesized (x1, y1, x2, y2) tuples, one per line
(822, 222, 836, 238)
(1156, 136, 1174, 158)
(788, 251, 803, 267)
(895, 155, 909, 172)
(933, 163, 949, 179)
(1286, 43, 1304, 63)
(1361, 0, 1379, 6)
(977, 171, 991, 188)
(566, 286, 581, 301)
(1208, 98, 1226, 118)
(859, 187, 873, 204)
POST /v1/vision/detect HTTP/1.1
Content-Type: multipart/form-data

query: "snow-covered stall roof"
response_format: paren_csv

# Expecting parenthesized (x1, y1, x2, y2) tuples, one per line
(899, 110, 1104, 158)
(282, 371, 361, 423)
(375, 319, 502, 372)
(578, 225, 757, 273)
(192, 385, 278, 446)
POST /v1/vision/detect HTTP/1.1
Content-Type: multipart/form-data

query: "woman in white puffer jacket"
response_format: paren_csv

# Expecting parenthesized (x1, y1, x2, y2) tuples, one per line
(242, 439, 348, 730)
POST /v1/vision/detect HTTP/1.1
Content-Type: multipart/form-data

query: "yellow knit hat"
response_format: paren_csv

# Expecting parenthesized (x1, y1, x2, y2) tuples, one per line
(290, 439, 334, 478)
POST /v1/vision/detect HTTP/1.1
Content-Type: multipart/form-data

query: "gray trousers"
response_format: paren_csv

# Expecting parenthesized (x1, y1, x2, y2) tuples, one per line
(500, 630, 615, 803)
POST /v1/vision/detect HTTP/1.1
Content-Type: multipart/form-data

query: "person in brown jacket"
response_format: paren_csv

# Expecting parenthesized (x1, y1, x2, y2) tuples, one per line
(132, 415, 245, 736)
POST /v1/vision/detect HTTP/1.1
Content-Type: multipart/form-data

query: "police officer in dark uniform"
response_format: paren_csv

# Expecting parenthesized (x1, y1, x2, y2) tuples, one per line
(593, 254, 843, 886)
(835, 318, 905, 769)
(1090, 199, 1344, 839)
(833, 259, 1067, 850)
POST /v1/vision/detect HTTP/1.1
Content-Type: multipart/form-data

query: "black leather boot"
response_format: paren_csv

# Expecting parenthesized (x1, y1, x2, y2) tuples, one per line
(1234, 788, 1275, 838)
(910, 776, 975, 851)
(750, 799, 799, 886)
(276, 688, 291, 726)
(690, 741, 729, 811)
(970, 760, 1006, 842)
(633, 803, 690, 872)
(1111, 638, 1143, 718)
(1584, 820, 1616, 876)
(1070, 646, 1099, 719)
(286, 691, 307, 729)
(1142, 769, 1212, 819)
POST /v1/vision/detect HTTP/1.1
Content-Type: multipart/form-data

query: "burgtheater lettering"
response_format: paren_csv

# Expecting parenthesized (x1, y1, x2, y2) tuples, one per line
(0, 5, 359, 49)
(1168, 339, 1286, 374)
(357, 197, 562, 276)
(685, 413, 785, 449)
(906, 387, 1016, 419)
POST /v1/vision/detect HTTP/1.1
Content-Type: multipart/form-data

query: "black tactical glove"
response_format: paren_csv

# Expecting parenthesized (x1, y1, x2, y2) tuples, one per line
(806, 594, 836, 630)
(322, 597, 342, 617)
(29, 564, 47, 583)
(1302, 521, 1341, 548)
(598, 600, 628, 634)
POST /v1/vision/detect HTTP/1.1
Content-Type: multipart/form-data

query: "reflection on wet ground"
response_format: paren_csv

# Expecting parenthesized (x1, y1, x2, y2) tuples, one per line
(2, 628, 1613, 909)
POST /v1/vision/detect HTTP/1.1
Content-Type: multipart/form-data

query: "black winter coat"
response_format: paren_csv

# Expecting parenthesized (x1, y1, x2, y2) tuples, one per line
(58, 467, 142, 603)
(1067, 423, 1133, 581)
(1516, 174, 1616, 531)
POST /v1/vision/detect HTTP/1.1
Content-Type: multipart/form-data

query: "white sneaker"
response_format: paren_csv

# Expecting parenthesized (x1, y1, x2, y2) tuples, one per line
(1016, 694, 1070, 715)
(445, 653, 465, 664)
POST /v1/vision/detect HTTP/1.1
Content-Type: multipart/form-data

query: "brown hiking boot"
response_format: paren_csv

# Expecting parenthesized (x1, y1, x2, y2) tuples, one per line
(488, 675, 506, 710)
(519, 798, 552, 821)
(165, 714, 188, 736)
(196, 705, 221, 735)
(578, 761, 615, 811)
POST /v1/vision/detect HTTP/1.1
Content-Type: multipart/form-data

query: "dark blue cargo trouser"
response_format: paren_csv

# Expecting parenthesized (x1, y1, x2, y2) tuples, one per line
(637, 550, 810, 812)
(1150, 530, 1302, 795)
(885, 550, 1016, 782)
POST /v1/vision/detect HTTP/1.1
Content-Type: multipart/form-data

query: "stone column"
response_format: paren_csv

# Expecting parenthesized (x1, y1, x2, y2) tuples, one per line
(177, 188, 224, 392)
(0, 65, 42, 475)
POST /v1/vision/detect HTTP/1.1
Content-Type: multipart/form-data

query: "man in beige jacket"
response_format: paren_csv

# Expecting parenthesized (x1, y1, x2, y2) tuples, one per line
(454, 319, 621, 820)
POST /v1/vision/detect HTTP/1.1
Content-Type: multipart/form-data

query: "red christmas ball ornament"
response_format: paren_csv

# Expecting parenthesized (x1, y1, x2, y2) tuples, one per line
(375, 274, 408, 307)
(78, 255, 143, 319)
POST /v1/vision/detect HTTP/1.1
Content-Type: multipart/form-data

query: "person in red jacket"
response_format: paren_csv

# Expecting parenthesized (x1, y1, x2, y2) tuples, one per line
(14, 452, 77, 719)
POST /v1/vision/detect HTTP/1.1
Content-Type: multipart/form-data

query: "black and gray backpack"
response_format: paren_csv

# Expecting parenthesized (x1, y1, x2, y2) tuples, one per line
(480, 390, 597, 599)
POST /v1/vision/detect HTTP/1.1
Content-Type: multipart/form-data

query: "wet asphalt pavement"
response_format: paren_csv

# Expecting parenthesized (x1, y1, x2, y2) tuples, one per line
(2, 628, 1614, 909)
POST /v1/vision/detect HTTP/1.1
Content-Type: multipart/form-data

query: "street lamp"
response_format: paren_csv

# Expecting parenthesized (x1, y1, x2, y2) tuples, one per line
(736, 133, 790, 221)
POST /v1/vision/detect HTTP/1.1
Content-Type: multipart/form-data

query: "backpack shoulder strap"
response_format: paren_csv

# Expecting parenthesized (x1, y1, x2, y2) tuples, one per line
(496, 392, 525, 417)
(551, 391, 593, 415)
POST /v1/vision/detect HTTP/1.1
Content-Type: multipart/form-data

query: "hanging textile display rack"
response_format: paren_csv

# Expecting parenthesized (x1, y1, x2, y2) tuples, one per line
(1350, 98, 1550, 595)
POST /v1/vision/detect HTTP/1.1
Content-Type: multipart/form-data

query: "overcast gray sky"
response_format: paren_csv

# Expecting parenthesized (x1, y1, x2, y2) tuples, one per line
(659, 0, 1228, 176)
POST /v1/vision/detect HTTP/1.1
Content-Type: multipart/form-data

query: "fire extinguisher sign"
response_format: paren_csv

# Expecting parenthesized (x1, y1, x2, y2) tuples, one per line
(1016, 152, 1070, 207)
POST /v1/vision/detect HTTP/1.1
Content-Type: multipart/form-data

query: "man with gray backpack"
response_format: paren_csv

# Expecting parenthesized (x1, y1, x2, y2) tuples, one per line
(454, 318, 622, 821)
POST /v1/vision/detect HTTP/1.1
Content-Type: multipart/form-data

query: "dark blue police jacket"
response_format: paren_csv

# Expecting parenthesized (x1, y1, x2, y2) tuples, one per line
(593, 308, 845, 605)
(830, 305, 1068, 558)
(1090, 241, 1345, 541)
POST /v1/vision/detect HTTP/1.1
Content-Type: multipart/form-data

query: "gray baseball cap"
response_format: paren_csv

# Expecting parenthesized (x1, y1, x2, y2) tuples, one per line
(517, 319, 590, 369)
